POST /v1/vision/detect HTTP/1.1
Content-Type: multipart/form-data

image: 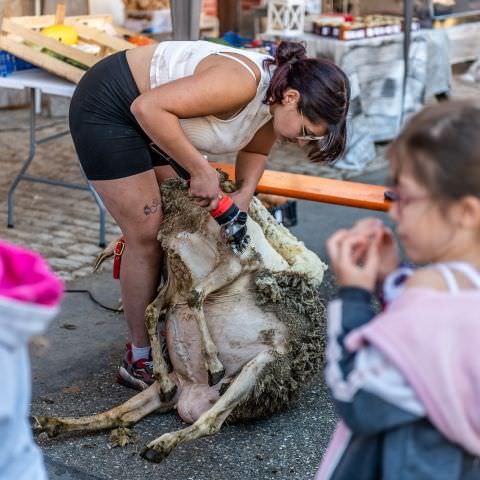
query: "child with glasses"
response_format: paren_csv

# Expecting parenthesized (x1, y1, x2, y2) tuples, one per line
(316, 101, 480, 480)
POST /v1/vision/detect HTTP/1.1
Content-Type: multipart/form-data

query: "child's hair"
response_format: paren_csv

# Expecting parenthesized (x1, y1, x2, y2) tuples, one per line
(387, 101, 480, 204)
(263, 41, 350, 164)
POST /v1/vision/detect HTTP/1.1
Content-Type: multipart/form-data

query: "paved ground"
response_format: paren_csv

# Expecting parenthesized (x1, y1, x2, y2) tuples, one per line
(1, 73, 479, 479)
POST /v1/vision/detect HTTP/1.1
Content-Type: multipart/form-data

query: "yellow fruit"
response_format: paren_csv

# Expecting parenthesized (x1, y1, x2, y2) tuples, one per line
(41, 24, 78, 45)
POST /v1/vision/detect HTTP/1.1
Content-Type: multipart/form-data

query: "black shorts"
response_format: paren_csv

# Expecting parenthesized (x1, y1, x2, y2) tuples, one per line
(69, 50, 168, 181)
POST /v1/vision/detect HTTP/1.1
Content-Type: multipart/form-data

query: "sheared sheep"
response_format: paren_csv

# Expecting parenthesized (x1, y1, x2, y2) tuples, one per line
(35, 175, 327, 463)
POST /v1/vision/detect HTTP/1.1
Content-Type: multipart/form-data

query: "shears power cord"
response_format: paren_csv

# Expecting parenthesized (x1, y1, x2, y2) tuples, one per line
(65, 289, 122, 313)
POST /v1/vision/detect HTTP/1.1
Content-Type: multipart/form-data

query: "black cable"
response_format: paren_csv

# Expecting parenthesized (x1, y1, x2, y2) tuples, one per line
(65, 289, 122, 313)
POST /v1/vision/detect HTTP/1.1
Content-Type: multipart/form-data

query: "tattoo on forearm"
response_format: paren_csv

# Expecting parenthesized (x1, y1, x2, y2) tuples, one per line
(144, 198, 161, 216)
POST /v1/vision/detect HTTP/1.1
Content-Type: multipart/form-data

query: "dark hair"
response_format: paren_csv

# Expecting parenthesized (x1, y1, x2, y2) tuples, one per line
(263, 41, 350, 164)
(387, 101, 480, 204)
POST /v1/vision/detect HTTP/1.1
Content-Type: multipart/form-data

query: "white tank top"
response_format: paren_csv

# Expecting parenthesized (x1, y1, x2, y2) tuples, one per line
(149, 41, 273, 155)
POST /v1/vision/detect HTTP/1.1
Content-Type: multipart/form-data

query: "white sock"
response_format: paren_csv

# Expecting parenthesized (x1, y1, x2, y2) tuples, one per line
(132, 344, 151, 362)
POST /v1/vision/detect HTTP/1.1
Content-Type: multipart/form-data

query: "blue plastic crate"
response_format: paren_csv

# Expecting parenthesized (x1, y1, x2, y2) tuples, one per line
(0, 50, 35, 77)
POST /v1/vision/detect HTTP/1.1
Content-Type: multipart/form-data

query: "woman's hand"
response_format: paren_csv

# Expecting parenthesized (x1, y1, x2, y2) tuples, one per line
(327, 229, 381, 291)
(189, 166, 221, 211)
(229, 189, 253, 213)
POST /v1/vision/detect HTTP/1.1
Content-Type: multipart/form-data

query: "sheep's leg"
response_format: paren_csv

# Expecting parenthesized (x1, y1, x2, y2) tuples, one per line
(93, 235, 122, 272)
(141, 349, 274, 463)
(248, 196, 327, 282)
(188, 257, 258, 386)
(189, 302, 224, 387)
(146, 288, 177, 402)
(34, 382, 175, 438)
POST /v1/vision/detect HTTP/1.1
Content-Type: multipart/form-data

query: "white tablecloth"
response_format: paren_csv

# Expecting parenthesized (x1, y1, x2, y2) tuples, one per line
(0, 68, 75, 97)
(262, 30, 451, 171)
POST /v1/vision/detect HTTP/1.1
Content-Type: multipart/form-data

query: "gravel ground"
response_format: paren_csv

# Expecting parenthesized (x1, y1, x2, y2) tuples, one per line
(36, 357, 337, 480)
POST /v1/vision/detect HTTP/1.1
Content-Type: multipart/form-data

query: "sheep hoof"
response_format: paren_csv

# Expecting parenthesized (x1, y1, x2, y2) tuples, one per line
(32, 416, 62, 438)
(219, 381, 231, 396)
(208, 368, 225, 386)
(159, 384, 177, 403)
(140, 446, 169, 463)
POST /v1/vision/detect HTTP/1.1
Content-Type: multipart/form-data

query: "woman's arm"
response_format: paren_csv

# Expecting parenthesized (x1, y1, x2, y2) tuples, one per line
(130, 59, 259, 208)
(231, 120, 276, 212)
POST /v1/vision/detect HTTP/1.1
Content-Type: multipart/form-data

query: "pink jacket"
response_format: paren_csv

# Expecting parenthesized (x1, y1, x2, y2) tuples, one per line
(317, 286, 480, 479)
(346, 287, 480, 456)
(0, 240, 63, 480)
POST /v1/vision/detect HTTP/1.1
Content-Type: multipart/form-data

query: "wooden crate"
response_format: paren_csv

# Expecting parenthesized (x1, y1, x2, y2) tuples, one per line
(0, 13, 137, 83)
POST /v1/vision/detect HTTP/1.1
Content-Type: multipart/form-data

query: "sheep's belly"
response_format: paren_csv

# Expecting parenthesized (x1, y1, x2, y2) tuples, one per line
(166, 287, 287, 385)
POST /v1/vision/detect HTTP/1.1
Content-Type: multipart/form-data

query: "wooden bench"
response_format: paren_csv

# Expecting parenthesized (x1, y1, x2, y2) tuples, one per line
(211, 163, 390, 212)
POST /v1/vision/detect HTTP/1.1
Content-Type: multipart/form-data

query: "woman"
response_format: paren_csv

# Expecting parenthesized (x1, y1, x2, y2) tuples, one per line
(69, 40, 350, 390)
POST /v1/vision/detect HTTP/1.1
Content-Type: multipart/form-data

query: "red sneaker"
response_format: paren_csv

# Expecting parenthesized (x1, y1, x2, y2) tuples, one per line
(117, 343, 154, 391)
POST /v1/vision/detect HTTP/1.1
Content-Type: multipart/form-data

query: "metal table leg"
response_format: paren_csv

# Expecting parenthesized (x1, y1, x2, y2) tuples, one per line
(82, 172, 107, 248)
(7, 87, 107, 247)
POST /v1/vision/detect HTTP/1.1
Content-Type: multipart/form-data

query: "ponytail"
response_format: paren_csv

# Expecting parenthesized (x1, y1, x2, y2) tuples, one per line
(264, 41, 307, 69)
(263, 42, 307, 105)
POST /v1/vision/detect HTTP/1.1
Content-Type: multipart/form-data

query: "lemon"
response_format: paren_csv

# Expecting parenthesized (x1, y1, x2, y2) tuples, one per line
(41, 24, 78, 45)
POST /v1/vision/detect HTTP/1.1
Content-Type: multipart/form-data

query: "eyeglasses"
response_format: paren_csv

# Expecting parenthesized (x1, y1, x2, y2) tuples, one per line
(296, 111, 327, 142)
(385, 188, 430, 212)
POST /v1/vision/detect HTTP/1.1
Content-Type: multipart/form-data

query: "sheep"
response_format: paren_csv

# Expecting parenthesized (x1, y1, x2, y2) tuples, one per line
(34, 175, 327, 463)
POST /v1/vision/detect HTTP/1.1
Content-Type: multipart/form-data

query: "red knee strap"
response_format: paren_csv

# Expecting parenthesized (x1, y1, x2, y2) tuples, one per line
(113, 237, 125, 280)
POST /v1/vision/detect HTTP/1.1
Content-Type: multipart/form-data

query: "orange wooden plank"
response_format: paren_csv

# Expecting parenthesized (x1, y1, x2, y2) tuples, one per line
(211, 163, 390, 212)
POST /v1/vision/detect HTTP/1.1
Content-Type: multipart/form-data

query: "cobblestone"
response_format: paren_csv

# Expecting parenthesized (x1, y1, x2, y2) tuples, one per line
(0, 109, 120, 281)
(47, 257, 87, 270)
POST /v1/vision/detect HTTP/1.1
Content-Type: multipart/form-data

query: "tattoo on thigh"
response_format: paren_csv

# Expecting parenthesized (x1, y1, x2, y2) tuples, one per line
(144, 198, 161, 216)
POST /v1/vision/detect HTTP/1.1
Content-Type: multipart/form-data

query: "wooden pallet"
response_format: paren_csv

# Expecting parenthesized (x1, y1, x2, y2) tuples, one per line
(0, 9, 138, 83)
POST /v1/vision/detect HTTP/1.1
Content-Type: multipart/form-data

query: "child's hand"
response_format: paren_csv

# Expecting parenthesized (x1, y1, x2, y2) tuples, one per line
(326, 229, 381, 291)
(349, 218, 399, 283)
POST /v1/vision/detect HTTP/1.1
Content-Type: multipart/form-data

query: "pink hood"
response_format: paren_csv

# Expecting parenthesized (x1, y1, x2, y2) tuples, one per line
(346, 287, 480, 456)
(0, 241, 63, 347)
